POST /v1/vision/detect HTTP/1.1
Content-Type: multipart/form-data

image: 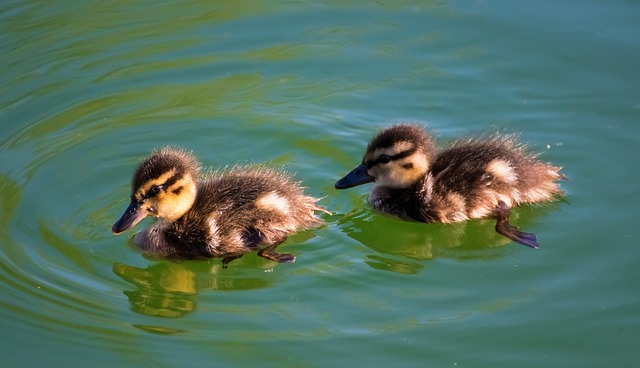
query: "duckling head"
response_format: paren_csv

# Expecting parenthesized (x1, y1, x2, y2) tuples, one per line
(112, 147, 200, 235)
(335, 123, 435, 190)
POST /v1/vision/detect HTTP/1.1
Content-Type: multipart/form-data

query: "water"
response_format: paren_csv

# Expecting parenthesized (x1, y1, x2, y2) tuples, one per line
(2, 1, 639, 367)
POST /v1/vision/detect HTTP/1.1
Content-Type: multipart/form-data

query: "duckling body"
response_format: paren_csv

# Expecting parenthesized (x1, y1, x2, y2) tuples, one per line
(113, 148, 327, 267)
(336, 123, 564, 248)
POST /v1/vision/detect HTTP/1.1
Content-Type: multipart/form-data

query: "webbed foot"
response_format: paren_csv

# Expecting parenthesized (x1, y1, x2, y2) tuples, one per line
(221, 253, 244, 269)
(494, 200, 539, 249)
(257, 242, 296, 264)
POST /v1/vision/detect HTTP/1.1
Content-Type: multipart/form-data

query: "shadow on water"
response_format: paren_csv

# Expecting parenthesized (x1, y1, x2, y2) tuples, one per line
(335, 202, 560, 274)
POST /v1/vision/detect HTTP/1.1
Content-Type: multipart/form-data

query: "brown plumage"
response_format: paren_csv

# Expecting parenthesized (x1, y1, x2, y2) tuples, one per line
(113, 147, 328, 267)
(335, 123, 564, 248)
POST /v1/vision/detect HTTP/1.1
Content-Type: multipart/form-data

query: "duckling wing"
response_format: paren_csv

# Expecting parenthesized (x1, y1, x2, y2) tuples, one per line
(187, 168, 323, 252)
(429, 139, 526, 220)
(429, 137, 562, 221)
(431, 142, 506, 192)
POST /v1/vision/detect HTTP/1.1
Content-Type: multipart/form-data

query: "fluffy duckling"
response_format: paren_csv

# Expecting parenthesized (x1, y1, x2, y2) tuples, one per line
(335, 123, 564, 248)
(113, 147, 328, 267)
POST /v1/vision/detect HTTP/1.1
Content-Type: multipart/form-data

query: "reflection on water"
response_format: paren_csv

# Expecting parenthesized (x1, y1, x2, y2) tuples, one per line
(113, 260, 273, 318)
(113, 262, 197, 318)
(0, 174, 21, 240)
(337, 203, 559, 274)
(131, 324, 186, 336)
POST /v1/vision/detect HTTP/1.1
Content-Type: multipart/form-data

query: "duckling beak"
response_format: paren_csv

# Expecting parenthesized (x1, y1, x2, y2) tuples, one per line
(335, 163, 374, 189)
(112, 201, 148, 235)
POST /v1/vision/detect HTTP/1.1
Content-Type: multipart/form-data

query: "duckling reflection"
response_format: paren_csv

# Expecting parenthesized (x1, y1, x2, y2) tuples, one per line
(113, 262, 196, 318)
(336, 123, 565, 249)
(113, 261, 274, 318)
(338, 204, 553, 274)
(112, 147, 329, 268)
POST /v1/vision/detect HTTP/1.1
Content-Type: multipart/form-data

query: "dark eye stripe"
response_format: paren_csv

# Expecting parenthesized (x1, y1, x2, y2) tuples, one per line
(139, 173, 182, 201)
(366, 147, 417, 168)
(163, 171, 183, 188)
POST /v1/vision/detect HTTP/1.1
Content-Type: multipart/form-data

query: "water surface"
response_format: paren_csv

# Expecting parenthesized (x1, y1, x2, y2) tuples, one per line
(2, 1, 639, 367)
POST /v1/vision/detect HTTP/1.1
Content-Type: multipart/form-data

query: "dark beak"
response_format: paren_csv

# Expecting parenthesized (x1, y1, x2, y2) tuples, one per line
(335, 163, 374, 189)
(112, 201, 148, 235)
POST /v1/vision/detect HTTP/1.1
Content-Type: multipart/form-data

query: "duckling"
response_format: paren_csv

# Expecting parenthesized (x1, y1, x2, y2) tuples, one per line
(335, 123, 564, 249)
(112, 147, 328, 268)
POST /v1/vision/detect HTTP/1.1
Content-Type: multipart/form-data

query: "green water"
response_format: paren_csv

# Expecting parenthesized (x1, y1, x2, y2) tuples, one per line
(2, 1, 639, 367)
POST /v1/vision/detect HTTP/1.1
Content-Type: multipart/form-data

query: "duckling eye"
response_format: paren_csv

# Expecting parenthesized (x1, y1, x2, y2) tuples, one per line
(378, 155, 392, 164)
(150, 185, 163, 195)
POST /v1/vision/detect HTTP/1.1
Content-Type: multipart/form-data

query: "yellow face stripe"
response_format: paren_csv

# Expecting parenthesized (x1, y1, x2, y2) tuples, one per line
(365, 141, 419, 171)
(134, 168, 177, 201)
(364, 140, 429, 189)
(366, 141, 414, 163)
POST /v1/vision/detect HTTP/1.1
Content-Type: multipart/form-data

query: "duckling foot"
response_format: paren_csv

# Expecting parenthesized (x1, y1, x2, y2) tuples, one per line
(258, 243, 296, 264)
(221, 253, 244, 269)
(494, 200, 539, 249)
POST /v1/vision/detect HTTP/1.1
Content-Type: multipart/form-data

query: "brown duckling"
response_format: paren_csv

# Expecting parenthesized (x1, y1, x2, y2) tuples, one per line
(113, 147, 328, 267)
(335, 123, 564, 248)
